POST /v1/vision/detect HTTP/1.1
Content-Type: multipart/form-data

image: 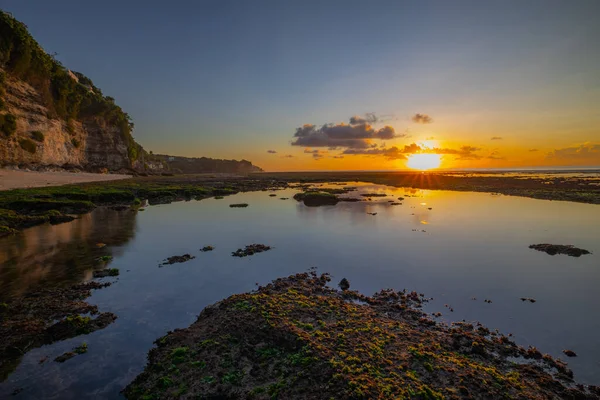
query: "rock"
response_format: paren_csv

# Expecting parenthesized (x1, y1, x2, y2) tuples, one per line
(563, 349, 577, 357)
(367, 212, 377, 216)
(339, 278, 350, 291)
(54, 351, 76, 363)
(200, 246, 215, 252)
(520, 297, 536, 303)
(269, 194, 277, 197)
(229, 203, 249, 208)
(231, 244, 271, 257)
(93, 268, 120, 278)
(160, 254, 195, 266)
(528, 244, 591, 257)
(293, 191, 339, 207)
(360, 193, 387, 197)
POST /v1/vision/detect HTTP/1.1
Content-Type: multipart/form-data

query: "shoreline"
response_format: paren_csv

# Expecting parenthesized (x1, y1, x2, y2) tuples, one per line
(0, 169, 131, 191)
(1, 172, 598, 237)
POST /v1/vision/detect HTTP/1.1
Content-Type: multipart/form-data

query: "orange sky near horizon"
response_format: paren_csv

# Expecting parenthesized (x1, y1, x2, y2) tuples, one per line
(250, 116, 600, 171)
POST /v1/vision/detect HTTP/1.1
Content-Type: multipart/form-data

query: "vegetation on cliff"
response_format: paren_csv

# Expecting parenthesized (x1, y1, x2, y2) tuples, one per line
(125, 272, 599, 399)
(0, 9, 141, 163)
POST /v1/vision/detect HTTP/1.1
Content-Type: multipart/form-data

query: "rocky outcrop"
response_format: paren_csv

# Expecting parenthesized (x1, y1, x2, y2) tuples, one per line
(0, 10, 262, 174)
(0, 72, 134, 171)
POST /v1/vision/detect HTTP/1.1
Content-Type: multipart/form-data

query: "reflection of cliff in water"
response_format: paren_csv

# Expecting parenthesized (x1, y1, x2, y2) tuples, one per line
(0, 208, 138, 300)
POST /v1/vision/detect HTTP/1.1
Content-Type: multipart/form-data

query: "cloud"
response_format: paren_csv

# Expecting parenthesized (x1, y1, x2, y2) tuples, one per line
(342, 146, 408, 160)
(303, 148, 328, 160)
(304, 149, 328, 154)
(490, 136, 503, 140)
(546, 143, 600, 161)
(487, 150, 506, 160)
(342, 142, 482, 160)
(411, 113, 433, 124)
(291, 114, 404, 149)
(349, 112, 379, 125)
(267, 150, 277, 154)
(528, 149, 539, 152)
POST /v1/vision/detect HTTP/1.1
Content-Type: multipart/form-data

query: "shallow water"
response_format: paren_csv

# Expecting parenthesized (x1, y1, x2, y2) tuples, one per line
(1, 183, 599, 398)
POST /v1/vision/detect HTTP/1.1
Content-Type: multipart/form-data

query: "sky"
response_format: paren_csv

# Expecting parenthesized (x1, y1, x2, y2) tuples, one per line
(2, 0, 599, 171)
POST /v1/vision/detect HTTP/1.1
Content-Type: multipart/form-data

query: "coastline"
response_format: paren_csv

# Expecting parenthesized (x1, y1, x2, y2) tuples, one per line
(0, 169, 131, 191)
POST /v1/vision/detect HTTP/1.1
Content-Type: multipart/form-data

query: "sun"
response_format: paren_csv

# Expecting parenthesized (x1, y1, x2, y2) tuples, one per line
(407, 153, 441, 170)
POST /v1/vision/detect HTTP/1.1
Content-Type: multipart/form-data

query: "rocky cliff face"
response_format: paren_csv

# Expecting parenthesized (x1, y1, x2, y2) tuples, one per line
(0, 10, 262, 174)
(0, 70, 134, 171)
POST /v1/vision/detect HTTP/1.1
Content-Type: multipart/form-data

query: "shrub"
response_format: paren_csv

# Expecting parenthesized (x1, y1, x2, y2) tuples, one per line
(71, 138, 80, 148)
(19, 138, 36, 153)
(30, 130, 44, 142)
(0, 113, 17, 136)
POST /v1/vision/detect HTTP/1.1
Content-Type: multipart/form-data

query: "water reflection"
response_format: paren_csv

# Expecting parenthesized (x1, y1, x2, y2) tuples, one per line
(0, 184, 599, 398)
(0, 208, 138, 300)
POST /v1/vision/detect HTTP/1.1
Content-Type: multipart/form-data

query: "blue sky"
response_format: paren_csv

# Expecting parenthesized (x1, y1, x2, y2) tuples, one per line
(3, 0, 599, 170)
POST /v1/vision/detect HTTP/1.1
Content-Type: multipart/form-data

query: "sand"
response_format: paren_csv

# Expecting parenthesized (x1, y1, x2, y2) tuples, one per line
(0, 169, 130, 191)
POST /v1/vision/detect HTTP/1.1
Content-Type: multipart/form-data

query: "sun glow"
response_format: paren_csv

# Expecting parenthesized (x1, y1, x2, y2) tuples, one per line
(407, 153, 441, 170)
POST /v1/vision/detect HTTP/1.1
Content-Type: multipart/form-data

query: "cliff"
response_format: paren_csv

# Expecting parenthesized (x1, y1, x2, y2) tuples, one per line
(0, 10, 147, 172)
(150, 154, 263, 174)
(0, 10, 262, 174)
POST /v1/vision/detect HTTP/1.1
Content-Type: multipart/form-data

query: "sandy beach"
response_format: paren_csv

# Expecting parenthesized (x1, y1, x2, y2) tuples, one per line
(0, 169, 131, 191)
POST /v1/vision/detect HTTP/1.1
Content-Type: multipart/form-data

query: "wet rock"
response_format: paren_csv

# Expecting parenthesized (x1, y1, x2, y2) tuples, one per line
(339, 278, 350, 291)
(124, 272, 599, 400)
(563, 349, 577, 357)
(484, 299, 492, 303)
(390, 202, 402, 206)
(200, 246, 214, 252)
(520, 297, 536, 303)
(48, 214, 76, 225)
(96, 255, 113, 263)
(360, 193, 387, 197)
(93, 268, 120, 278)
(160, 254, 195, 266)
(280, 197, 289, 200)
(229, 203, 249, 208)
(54, 343, 87, 363)
(293, 191, 339, 207)
(528, 244, 591, 257)
(339, 198, 362, 202)
(367, 212, 377, 216)
(269, 194, 277, 197)
(231, 244, 271, 257)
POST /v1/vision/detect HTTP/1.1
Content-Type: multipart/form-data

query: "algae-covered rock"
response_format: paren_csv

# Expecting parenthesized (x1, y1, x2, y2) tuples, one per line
(293, 191, 339, 206)
(124, 272, 599, 400)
